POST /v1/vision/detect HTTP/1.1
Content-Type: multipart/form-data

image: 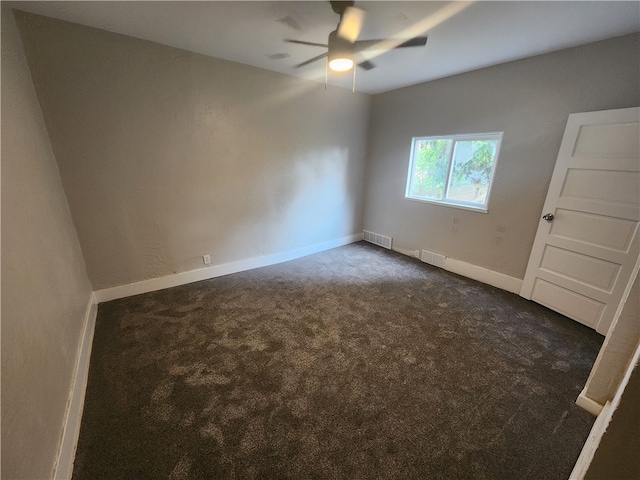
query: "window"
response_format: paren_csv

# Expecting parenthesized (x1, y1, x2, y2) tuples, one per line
(405, 132, 503, 212)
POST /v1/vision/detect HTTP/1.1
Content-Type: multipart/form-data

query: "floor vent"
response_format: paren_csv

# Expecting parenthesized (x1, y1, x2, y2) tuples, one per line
(363, 230, 392, 250)
(421, 249, 446, 268)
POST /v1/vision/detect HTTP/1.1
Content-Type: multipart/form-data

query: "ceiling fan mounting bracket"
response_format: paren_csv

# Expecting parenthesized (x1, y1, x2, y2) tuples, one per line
(330, 1, 355, 17)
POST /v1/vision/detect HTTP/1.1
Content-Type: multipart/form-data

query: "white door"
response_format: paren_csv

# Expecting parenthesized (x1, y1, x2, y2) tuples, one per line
(521, 107, 640, 335)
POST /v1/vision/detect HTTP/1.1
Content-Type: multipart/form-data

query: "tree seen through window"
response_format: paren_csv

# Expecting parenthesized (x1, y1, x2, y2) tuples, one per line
(406, 133, 502, 211)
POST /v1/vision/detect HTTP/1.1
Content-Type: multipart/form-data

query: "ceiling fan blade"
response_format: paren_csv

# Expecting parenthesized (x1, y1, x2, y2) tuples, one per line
(357, 60, 376, 71)
(285, 39, 329, 48)
(294, 52, 329, 68)
(355, 36, 428, 51)
(396, 36, 429, 48)
(337, 6, 365, 43)
(277, 15, 302, 32)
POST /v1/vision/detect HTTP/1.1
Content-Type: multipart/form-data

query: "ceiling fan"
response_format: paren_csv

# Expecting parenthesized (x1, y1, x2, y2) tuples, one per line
(286, 1, 428, 72)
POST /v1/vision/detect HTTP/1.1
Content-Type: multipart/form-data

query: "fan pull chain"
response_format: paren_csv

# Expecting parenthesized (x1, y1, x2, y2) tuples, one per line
(325, 59, 328, 90)
(352, 64, 356, 93)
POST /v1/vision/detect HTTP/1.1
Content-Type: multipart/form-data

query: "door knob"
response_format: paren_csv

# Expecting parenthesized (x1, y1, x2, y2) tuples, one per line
(542, 213, 554, 222)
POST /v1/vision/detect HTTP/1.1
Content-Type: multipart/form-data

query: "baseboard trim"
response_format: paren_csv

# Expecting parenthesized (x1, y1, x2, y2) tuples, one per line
(54, 293, 98, 480)
(571, 341, 640, 479)
(569, 400, 612, 479)
(576, 389, 604, 416)
(443, 257, 523, 295)
(94, 233, 363, 303)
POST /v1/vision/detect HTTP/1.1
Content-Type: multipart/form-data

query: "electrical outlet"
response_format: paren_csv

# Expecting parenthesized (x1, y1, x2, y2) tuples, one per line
(203, 255, 211, 265)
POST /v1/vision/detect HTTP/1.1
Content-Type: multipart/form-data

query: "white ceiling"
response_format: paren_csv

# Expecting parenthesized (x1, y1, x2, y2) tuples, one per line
(8, 1, 640, 94)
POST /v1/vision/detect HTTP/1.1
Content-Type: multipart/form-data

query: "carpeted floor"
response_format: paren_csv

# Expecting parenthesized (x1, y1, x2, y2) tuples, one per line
(73, 242, 603, 479)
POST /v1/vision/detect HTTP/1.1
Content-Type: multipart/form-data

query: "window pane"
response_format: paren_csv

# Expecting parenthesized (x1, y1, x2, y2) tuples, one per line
(446, 139, 498, 205)
(409, 139, 452, 200)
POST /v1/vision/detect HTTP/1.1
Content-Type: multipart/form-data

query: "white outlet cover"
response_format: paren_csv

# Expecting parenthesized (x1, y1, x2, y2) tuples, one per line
(203, 255, 211, 265)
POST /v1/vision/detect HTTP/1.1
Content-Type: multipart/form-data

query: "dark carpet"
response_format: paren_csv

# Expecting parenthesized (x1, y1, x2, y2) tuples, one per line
(73, 242, 603, 480)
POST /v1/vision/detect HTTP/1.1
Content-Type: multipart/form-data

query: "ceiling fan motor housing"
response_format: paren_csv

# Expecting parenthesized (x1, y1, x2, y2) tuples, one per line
(328, 30, 353, 59)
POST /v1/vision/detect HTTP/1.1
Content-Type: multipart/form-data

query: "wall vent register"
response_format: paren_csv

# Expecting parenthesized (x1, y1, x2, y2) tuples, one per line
(363, 230, 392, 249)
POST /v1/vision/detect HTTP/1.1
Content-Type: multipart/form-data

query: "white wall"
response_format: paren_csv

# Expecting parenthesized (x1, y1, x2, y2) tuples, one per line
(364, 33, 640, 280)
(1, 7, 93, 479)
(16, 11, 371, 290)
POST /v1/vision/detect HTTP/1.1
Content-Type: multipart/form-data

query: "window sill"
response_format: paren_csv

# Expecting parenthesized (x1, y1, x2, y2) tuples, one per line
(405, 195, 489, 213)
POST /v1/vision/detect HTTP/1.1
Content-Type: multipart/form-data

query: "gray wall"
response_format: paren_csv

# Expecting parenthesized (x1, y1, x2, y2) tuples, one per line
(16, 12, 371, 290)
(364, 33, 640, 279)
(1, 8, 93, 479)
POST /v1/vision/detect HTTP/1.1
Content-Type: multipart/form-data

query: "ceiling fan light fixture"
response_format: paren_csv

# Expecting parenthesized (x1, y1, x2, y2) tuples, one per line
(286, 2, 428, 77)
(329, 56, 353, 71)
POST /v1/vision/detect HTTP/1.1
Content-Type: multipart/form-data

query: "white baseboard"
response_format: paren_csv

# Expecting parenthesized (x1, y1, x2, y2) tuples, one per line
(391, 245, 421, 259)
(94, 233, 363, 303)
(571, 342, 640, 479)
(54, 293, 98, 480)
(391, 245, 523, 295)
(443, 257, 522, 295)
(576, 389, 605, 416)
(569, 400, 612, 479)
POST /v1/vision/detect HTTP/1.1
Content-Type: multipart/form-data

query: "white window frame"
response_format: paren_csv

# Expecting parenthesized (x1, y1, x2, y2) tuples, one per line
(405, 132, 503, 213)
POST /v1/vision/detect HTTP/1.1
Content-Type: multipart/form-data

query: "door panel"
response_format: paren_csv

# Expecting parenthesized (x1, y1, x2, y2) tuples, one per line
(562, 169, 639, 205)
(539, 245, 621, 292)
(549, 210, 637, 252)
(531, 279, 606, 326)
(574, 123, 640, 157)
(521, 107, 640, 335)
